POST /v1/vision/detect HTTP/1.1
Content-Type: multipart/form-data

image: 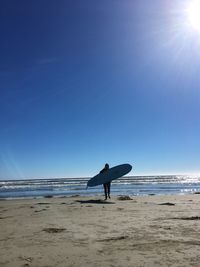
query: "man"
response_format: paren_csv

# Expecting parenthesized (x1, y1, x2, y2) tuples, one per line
(100, 163, 111, 200)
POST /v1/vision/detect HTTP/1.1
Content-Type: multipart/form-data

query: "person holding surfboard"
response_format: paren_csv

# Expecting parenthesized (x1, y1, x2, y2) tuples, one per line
(87, 163, 132, 199)
(100, 163, 111, 200)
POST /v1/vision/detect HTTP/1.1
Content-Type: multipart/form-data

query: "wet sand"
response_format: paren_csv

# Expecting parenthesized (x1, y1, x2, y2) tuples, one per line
(1, 194, 200, 267)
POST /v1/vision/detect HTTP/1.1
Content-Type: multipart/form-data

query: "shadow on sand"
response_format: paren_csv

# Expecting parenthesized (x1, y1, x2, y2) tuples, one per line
(75, 199, 115, 205)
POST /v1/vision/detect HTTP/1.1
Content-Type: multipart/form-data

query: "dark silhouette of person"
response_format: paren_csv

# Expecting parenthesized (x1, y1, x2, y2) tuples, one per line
(100, 163, 111, 200)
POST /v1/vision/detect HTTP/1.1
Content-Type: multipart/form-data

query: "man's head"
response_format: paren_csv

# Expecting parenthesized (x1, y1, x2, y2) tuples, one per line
(105, 163, 109, 169)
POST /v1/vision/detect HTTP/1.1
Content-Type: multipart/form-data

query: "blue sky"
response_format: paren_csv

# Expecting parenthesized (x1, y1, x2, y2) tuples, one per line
(1, 0, 200, 179)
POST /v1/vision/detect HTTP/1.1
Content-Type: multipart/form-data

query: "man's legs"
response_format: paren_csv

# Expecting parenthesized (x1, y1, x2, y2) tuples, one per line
(103, 183, 107, 200)
(107, 182, 111, 198)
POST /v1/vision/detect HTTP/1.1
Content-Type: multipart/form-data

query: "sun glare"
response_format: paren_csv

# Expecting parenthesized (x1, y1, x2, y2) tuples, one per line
(187, 0, 200, 31)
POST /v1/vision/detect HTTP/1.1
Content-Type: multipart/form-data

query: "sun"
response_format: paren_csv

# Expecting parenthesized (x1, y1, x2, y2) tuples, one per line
(187, 0, 200, 31)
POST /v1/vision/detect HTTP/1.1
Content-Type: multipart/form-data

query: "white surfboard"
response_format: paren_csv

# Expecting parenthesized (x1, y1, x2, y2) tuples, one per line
(87, 164, 132, 187)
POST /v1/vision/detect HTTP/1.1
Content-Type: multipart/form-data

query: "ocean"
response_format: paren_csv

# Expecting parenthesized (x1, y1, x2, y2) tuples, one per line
(1, 175, 200, 199)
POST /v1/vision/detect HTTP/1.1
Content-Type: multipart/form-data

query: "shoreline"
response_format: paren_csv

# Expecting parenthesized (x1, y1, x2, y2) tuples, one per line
(1, 194, 200, 266)
(1, 191, 200, 201)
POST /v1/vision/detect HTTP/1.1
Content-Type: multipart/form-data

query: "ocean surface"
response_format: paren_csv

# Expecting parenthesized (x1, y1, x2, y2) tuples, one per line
(1, 175, 200, 199)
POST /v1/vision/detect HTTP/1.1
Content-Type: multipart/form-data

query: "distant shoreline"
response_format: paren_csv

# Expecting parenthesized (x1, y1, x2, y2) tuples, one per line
(1, 175, 200, 199)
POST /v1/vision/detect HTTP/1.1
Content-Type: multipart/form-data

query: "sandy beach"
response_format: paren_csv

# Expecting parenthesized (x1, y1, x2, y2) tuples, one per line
(1, 194, 200, 267)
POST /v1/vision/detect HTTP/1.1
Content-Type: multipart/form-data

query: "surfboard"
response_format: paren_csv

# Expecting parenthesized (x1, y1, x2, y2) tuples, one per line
(87, 164, 132, 187)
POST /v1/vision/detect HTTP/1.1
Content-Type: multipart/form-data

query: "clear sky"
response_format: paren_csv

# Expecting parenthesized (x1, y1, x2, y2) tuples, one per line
(1, 0, 200, 179)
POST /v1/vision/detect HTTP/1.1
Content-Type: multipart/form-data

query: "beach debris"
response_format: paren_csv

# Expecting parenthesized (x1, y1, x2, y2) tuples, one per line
(43, 227, 66, 233)
(159, 202, 175, 206)
(37, 202, 51, 205)
(0, 216, 12, 219)
(44, 195, 53, 198)
(117, 195, 133, 201)
(18, 256, 33, 263)
(177, 216, 200, 220)
(34, 209, 47, 213)
(164, 227, 171, 230)
(98, 235, 129, 242)
(117, 207, 124, 211)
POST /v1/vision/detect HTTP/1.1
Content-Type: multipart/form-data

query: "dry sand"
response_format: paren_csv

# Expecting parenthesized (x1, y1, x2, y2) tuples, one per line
(1, 194, 200, 267)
